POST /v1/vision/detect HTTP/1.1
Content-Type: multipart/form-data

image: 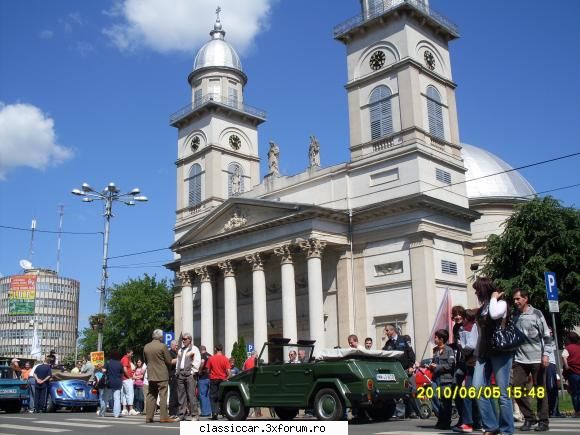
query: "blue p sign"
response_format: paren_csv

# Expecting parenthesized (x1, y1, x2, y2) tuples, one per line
(164, 331, 175, 347)
(544, 272, 559, 313)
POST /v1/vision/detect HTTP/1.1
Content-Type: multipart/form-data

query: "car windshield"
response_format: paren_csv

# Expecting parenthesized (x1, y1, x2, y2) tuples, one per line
(259, 343, 314, 365)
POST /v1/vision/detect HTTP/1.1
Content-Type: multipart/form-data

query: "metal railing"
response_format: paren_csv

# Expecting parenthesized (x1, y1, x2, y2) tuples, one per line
(170, 93, 267, 124)
(333, 0, 459, 39)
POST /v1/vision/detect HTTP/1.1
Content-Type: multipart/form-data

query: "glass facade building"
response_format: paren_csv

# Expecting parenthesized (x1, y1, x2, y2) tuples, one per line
(0, 269, 80, 360)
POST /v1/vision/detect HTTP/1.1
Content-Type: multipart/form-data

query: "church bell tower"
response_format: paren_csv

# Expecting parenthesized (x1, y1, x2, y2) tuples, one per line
(170, 8, 266, 239)
(335, 0, 461, 160)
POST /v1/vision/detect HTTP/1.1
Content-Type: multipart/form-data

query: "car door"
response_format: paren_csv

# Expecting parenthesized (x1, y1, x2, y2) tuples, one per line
(249, 362, 286, 406)
(283, 362, 315, 406)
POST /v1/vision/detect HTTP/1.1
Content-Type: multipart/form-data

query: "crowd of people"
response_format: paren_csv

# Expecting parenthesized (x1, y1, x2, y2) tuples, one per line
(357, 277, 580, 435)
(7, 278, 580, 430)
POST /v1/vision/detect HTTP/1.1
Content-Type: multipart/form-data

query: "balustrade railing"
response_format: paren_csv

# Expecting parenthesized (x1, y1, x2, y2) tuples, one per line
(334, 0, 458, 39)
(170, 93, 267, 124)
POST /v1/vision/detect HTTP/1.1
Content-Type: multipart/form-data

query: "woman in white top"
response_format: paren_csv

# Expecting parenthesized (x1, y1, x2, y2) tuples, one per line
(471, 277, 515, 435)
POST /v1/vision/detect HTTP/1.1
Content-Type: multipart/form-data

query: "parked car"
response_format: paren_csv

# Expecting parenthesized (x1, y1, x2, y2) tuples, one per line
(219, 338, 409, 421)
(46, 372, 99, 412)
(0, 364, 29, 413)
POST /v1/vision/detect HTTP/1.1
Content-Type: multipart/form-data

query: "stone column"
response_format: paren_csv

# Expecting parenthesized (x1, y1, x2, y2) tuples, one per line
(195, 266, 213, 352)
(218, 260, 237, 356)
(274, 244, 297, 343)
(178, 271, 194, 337)
(300, 238, 327, 353)
(245, 253, 268, 358)
(173, 285, 183, 340)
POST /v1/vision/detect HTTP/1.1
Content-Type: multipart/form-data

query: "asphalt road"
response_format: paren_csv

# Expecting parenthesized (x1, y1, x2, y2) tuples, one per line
(0, 412, 578, 434)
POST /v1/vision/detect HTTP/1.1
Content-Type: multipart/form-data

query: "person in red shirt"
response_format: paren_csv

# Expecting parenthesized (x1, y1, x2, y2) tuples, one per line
(120, 349, 138, 416)
(243, 351, 257, 371)
(205, 344, 230, 420)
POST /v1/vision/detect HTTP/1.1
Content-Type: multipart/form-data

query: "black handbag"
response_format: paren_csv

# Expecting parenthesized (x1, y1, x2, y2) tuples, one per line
(489, 315, 526, 352)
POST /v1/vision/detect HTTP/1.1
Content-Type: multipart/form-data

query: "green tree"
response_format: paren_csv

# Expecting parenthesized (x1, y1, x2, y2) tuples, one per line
(482, 196, 580, 333)
(80, 274, 174, 359)
(78, 327, 98, 358)
(231, 336, 247, 371)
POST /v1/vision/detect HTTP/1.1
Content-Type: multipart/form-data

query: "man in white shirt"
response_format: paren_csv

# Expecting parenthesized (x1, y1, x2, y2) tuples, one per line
(176, 332, 201, 421)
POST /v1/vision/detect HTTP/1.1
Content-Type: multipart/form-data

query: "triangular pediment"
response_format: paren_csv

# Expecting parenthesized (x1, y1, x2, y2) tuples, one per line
(173, 198, 320, 250)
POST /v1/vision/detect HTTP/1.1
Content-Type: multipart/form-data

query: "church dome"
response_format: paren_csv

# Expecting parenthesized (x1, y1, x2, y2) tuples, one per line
(461, 143, 535, 200)
(193, 16, 243, 74)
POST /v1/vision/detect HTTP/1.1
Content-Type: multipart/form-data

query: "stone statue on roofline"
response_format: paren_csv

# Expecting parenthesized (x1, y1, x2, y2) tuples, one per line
(268, 140, 280, 176)
(309, 135, 320, 169)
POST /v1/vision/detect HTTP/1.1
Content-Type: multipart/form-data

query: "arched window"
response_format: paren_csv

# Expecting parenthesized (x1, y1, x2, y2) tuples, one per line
(227, 162, 244, 197)
(187, 164, 202, 207)
(369, 85, 393, 140)
(426, 85, 444, 139)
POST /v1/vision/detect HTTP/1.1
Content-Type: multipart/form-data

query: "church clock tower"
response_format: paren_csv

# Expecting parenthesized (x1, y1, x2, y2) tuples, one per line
(170, 8, 266, 240)
(335, 0, 461, 160)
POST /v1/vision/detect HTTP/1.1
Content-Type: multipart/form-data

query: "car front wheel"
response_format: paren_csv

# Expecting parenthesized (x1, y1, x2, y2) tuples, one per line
(223, 390, 248, 421)
(313, 388, 344, 421)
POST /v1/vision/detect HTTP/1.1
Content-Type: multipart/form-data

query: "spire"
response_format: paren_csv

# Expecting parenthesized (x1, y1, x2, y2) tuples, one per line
(210, 6, 226, 40)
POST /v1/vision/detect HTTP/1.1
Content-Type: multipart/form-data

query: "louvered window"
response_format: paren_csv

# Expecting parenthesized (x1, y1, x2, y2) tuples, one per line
(187, 164, 202, 207)
(436, 168, 451, 184)
(228, 87, 238, 108)
(194, 89, 202, 107)
(441, 260, 458, 275)
(369, 85, 393, 140)
(227, 162, 244, 197)
(426, 85, 444, 139)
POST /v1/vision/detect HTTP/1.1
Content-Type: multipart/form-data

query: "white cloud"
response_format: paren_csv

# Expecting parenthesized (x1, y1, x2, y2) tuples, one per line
(103, 0, 273, 55)
(0, 103, 74, 180)
(39, 29, 54, 39)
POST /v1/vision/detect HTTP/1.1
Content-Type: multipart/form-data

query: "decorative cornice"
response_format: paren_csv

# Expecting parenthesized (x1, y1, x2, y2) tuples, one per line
(217, 260, 235, 277)
(176, 271, 193, 287)
(274, 244, 293, 264)
(299, 238, 327, 259)
(194, 266, 211, 282)
(245, 252, 264, 271)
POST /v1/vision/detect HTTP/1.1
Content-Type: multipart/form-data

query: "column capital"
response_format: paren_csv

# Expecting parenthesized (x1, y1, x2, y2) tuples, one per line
(194, 266, 211, 282)
(218, 260, 235, 277)
(274, 244, 293, 264)
(176, 271, 193, 287)
(299, 238, 327, 259)
(245, 252, 264, 271)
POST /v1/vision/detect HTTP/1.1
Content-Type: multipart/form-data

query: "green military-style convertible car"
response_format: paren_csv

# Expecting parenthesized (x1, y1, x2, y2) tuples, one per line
(219, 338, 409, 421)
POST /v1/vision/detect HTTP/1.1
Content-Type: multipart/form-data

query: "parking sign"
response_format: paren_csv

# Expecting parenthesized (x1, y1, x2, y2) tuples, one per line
(164, 331, 175, 347)
(544, 272, 559, 313)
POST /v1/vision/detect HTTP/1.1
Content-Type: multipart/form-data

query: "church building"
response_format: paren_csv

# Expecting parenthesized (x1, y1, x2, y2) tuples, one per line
(167, 0, 535, 357)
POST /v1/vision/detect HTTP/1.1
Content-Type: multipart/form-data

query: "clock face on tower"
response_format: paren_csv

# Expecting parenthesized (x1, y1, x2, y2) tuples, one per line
(229, 134, 241, 150)
(424, 50, 436, 71)
(369, 50, 386, 71)
(190, 136, 200, 152)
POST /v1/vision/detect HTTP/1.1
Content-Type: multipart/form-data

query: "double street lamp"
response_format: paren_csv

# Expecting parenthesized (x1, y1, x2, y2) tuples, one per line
(72, 182, 147, 351)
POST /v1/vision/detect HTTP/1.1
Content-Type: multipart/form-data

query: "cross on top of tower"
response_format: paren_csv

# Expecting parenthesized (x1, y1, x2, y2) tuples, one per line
(216, 6, 221, 21)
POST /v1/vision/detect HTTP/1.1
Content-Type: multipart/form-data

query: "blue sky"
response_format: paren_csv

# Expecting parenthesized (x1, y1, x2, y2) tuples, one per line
(1, 0, 579, 336)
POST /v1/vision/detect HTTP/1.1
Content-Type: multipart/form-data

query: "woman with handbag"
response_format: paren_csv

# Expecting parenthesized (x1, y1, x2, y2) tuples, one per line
(471, 277, 515, 435)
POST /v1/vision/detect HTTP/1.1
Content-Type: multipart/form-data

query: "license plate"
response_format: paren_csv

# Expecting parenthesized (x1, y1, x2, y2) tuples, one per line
(376, 373, 396, 382)
(75, 391, 85, 398)
(0, 388, 18, 394)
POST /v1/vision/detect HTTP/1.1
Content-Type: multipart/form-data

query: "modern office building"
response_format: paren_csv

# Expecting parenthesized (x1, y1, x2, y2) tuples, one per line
(0, 268, 80, 360)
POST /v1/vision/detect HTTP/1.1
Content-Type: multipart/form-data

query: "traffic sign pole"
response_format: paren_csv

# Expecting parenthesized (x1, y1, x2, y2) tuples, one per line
(544, 272, 566, 396)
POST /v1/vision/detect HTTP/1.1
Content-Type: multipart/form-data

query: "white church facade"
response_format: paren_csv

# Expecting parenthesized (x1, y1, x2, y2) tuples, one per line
(167, 0, 535, 357)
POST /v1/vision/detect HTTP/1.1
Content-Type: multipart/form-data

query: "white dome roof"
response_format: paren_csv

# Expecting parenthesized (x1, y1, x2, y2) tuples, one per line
(461, 143, 535, 200)
(193, 18, 243, 73)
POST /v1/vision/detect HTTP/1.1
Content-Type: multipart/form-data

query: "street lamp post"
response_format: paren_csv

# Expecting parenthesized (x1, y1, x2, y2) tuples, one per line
(72, 182, 147, 351)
